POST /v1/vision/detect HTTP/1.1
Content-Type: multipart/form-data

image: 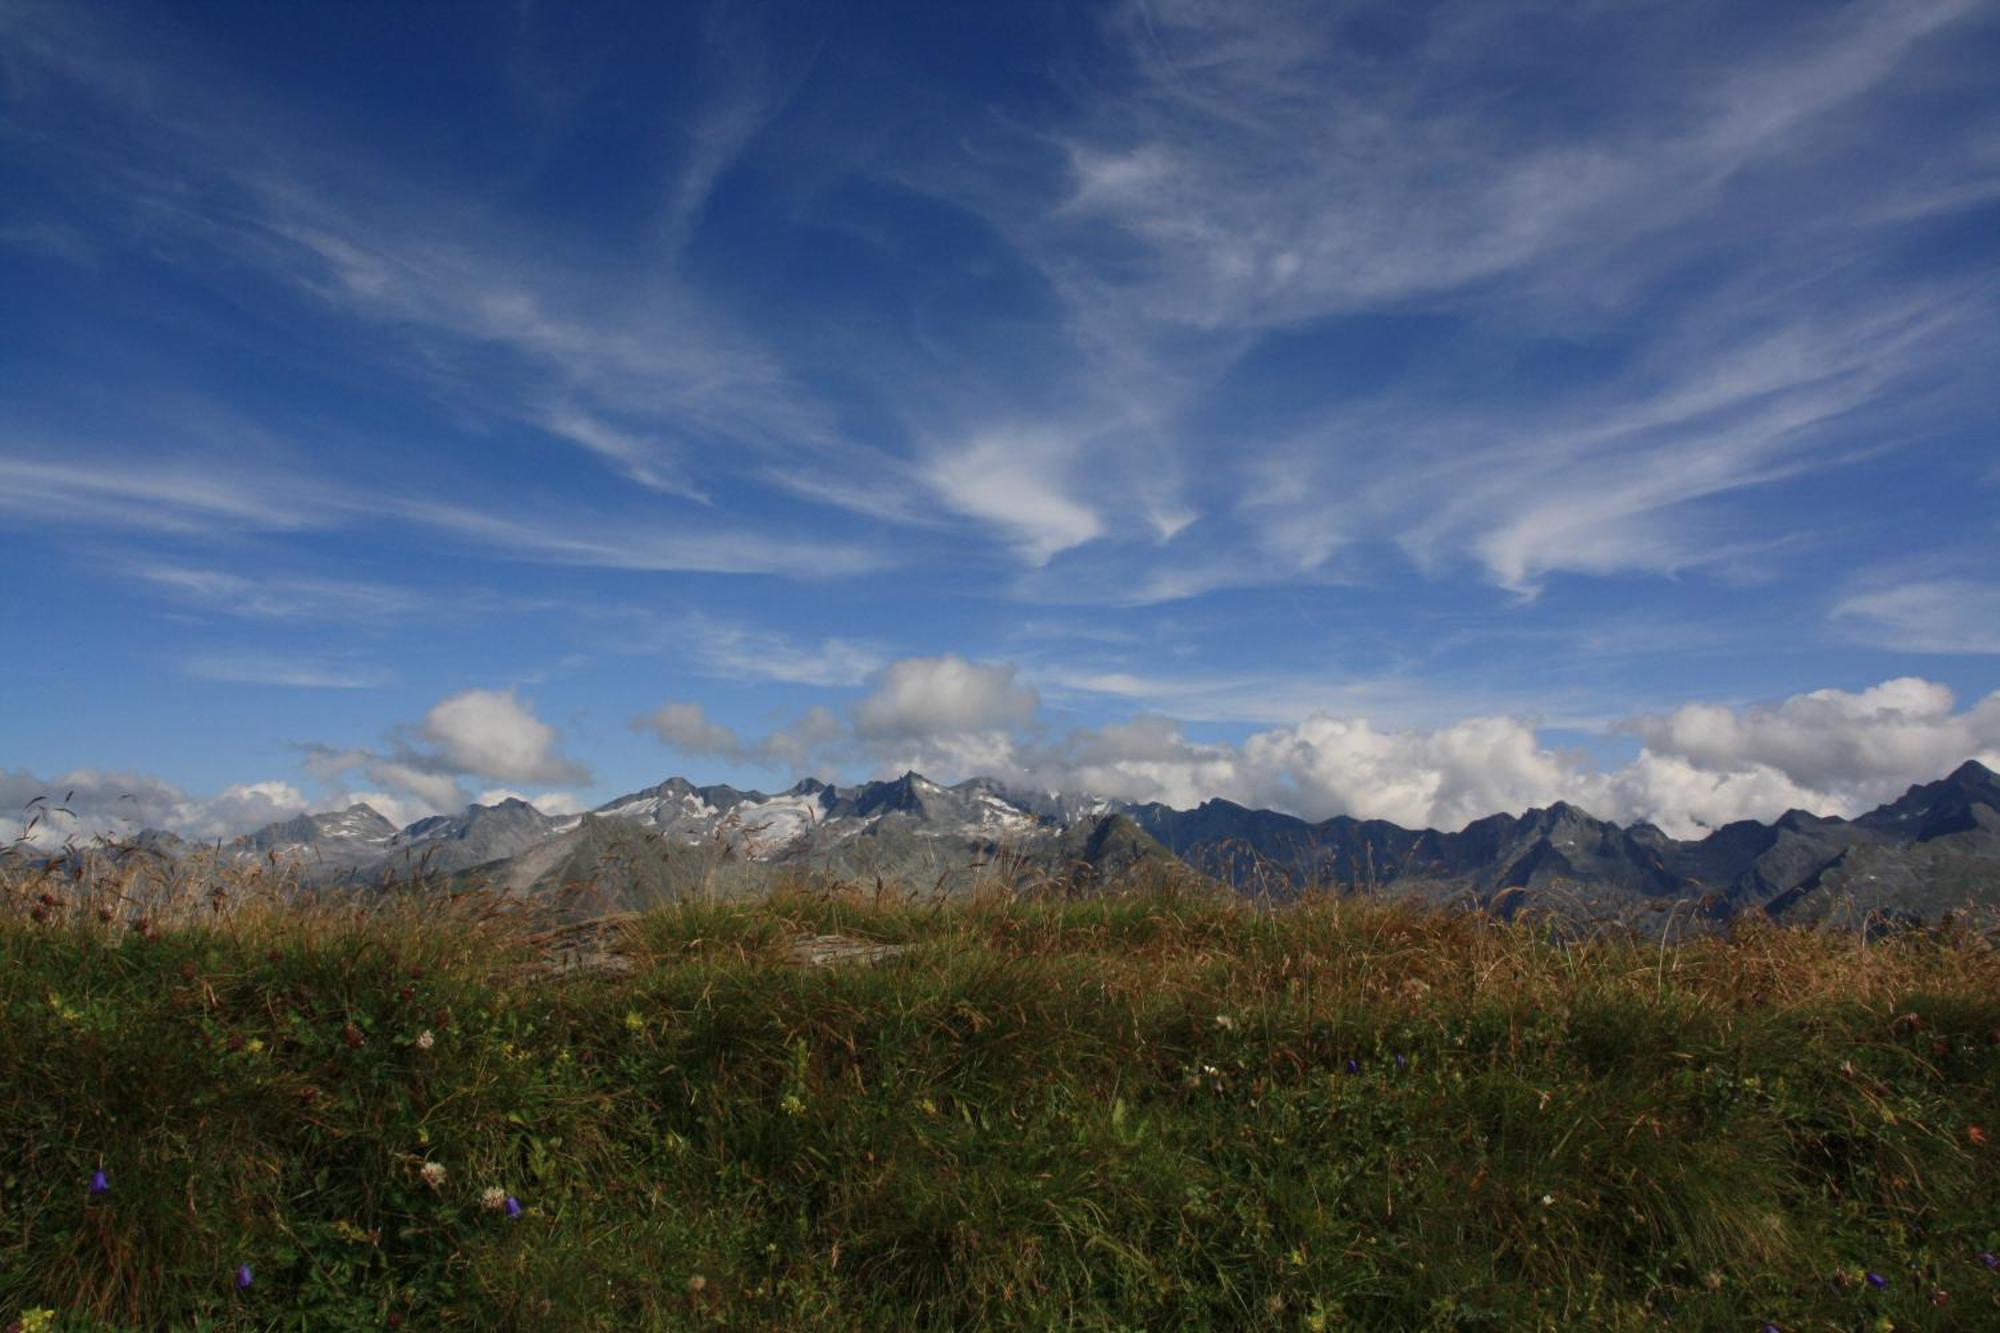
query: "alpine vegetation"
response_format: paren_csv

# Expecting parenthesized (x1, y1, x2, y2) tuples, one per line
(2, 869, 1996, 1328)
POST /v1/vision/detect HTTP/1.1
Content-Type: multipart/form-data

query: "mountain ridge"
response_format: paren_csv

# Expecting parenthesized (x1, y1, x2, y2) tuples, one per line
(57, 761, 2000, 926)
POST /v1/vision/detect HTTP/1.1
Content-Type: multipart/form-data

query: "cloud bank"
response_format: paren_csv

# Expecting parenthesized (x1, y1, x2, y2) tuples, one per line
(641, 667, 2000, 839)
(0, 770, 311, 848)
(11, 672, 1996, 847)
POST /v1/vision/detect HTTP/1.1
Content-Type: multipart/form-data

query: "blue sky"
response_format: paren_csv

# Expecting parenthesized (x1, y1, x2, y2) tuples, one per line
(3, 0, 1998, 841)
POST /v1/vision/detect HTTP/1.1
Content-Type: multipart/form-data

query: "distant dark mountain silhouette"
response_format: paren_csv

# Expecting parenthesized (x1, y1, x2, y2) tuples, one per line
(1126, 761, 2000, 923)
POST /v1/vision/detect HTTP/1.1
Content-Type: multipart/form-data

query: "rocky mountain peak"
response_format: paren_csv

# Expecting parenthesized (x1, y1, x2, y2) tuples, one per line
(246, 804, 396, 849)
(1856, 758, 2000, 840)
(1946, 758, 1997, 785)
(853, 772, 934, 817)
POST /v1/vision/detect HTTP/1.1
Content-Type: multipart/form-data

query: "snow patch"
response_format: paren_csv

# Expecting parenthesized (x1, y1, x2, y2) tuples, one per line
(724, 792, 825, 856)
(968, 790, 1036, 834)
(598, 795, 664, 821)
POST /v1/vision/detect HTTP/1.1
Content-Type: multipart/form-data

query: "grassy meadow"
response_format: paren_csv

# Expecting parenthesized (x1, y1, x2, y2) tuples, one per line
(2, 854, 1998, 1330)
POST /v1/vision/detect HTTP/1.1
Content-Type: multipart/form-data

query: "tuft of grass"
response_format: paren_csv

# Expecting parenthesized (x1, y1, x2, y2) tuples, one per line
(2, 867, 1997, 1329)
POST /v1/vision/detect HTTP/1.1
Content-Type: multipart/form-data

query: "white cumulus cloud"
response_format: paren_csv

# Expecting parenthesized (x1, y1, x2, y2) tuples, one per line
(295, 687, 593, 823)
(1621, 678, 2000, 801)
(420, 688, 587, 785)
(357, 760, 466, 816)
(853, 656, 1040, 739)
(636, 702, 746, 758)
(1236, 714, 1589, 832)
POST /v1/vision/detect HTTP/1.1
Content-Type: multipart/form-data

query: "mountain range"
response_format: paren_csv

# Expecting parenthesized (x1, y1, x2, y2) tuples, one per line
(92, 759, 2000, 928)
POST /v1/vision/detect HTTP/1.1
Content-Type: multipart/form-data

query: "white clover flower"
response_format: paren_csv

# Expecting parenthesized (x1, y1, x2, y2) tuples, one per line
(481, 1185, 508, 1212)
(1214, 1015, 1235, 1031)
(420, 1161, 447, 1189)
(415, 1029, 435, 1051)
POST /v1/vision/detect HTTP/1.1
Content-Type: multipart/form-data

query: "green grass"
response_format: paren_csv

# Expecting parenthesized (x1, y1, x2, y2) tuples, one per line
(3, 876, 1998, 1330)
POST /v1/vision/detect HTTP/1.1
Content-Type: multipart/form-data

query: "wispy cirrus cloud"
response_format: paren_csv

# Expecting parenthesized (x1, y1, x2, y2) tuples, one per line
(386, 497, 885, 577)
(178, 652, 394, 690)
(131, 564, 428, 624)
(1262, 277, 1992, 594)
(10, 0, 1992, 605)
(0, 453, 328, 534)
(0, 0, 914, 532)
(887, 0, 2000, 594)
(676, 616, 887, 688)
(567, 608, 891, 685)
(1034, 664, 1613, 732)
(1, 449, 884, 578)
(535, 406, 712, 503)
(923, 429, 1104, 565)
(1058, 0, 1982, 328)
(1832, 580, 2000, 655)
